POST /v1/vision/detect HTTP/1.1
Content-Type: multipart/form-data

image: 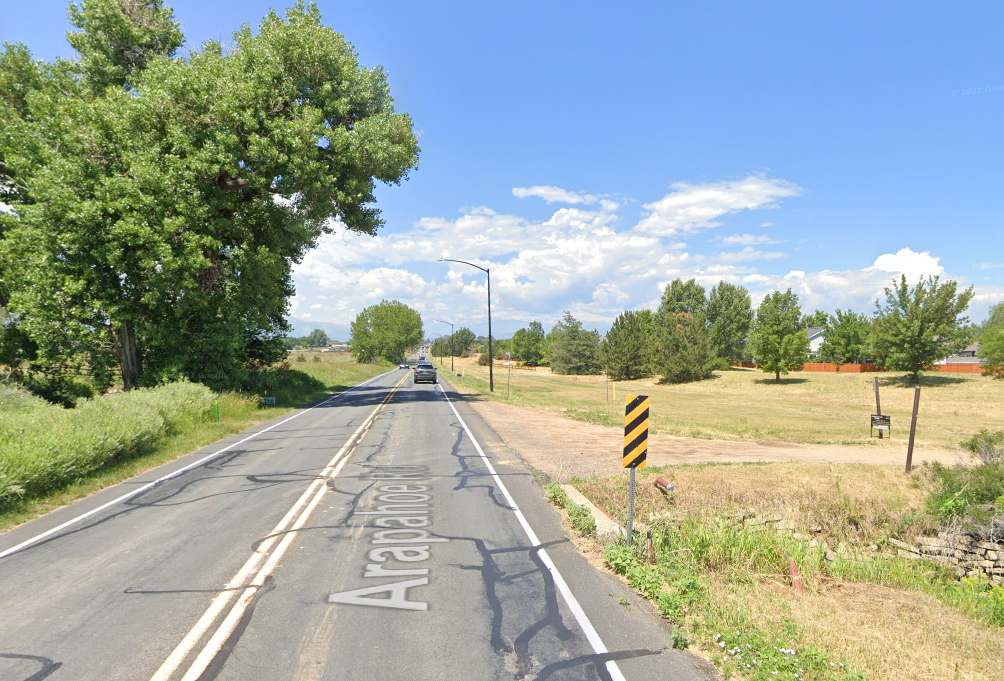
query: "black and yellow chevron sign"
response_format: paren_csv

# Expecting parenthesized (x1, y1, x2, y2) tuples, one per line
(623, 395, 649, 469)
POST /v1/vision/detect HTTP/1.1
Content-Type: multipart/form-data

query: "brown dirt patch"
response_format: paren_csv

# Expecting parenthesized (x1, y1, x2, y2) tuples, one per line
(467, 400, 964, 482)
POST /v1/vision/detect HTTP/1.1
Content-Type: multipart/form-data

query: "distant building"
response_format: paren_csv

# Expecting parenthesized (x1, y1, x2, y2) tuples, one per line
(940, 341, 983, 365)
(806, 327, 826, 356)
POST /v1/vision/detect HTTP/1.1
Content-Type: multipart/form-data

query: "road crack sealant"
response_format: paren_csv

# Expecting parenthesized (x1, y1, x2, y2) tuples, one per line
(435, 384, 632, 681)
(0, 652, 62, 681)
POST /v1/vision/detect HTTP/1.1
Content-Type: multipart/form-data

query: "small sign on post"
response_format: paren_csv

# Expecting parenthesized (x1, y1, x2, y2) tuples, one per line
(263, 396, 276, 406)
(623, 395, 649, 547)
(870, 414, 890, 438)
(873, 377, 883, 439)
(624, 395, 649, 469)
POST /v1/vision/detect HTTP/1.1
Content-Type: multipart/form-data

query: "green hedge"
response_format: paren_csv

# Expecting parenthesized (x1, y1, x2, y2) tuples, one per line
(0, 382, 214, 506)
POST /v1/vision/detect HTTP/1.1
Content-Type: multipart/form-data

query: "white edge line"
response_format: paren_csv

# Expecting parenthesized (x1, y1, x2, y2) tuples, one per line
(0, 369, 396, 561)
(436, 383, 628, 681)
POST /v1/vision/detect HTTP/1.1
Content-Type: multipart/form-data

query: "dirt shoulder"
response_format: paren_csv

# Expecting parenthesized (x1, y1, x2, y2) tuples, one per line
(463, 398, 965, 480)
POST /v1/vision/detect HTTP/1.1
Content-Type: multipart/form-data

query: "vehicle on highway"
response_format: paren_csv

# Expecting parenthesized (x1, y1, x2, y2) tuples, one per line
(399, 362, 409, 369)
(413, 362, 437, 384)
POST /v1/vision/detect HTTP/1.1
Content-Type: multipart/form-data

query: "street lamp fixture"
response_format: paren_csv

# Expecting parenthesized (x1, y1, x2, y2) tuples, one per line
(438, 258, 493, 392)
(435, 319, 454, 372)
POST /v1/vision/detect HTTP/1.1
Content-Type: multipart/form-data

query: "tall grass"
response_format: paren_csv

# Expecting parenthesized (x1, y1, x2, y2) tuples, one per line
(0, 382, 214, 507)
(0, 353, 388, 525)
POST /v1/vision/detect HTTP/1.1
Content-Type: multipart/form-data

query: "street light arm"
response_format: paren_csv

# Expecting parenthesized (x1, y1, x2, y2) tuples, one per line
(438, 257, 493, 391)
(438, 257, 488, 274)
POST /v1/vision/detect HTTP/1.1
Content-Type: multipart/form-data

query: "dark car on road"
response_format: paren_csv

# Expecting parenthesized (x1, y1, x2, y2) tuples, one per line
(413, 362, 437, 384)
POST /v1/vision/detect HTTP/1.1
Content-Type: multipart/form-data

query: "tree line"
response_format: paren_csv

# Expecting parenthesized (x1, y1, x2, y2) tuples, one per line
(280, 329, 332, 350)
(0, 1, 419, 400)
(609, 275, 989, 384)
(424, 275, 993, 385)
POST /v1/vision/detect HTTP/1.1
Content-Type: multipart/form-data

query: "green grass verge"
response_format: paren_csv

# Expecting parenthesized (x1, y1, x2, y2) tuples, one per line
(543, 482, 596, 537)
(0, 353, 387, 532)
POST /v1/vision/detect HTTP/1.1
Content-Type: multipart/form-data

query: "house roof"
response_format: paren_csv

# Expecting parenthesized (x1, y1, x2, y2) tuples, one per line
(806, 327, 825, 340)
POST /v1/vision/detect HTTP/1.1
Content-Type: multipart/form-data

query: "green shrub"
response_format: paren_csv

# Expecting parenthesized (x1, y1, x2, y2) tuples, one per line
(603, 531, 863, 680)
(0, 382, 214, 507)
(961, 429, 1004, 465)
(477, 353, 491, 366)
(926, 462, 1004, 520)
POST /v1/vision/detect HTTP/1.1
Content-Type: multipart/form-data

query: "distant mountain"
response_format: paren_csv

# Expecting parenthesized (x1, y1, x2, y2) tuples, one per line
(285, 317, 350, 343)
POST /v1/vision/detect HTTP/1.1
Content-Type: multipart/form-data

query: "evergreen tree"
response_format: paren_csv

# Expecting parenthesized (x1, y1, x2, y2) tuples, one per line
(706, 282, 753, 361)
(750, 289, 811, 382)
(657, 278, 707, 316)
(600, 311, 652, 380)
(655, 312, 717, 384)
(547, 312, 601, 375)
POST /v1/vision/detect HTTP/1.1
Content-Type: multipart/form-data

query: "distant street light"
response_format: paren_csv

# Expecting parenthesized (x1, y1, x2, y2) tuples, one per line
(439, 258, 493, 392)
(435, 319, 454, 372)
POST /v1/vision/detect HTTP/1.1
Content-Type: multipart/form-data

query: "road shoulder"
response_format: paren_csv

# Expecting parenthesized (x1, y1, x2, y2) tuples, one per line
(437, 376, 721, 681)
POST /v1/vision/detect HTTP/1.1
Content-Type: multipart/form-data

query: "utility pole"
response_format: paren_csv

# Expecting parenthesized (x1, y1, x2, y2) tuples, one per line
(436, 320, 454, 372)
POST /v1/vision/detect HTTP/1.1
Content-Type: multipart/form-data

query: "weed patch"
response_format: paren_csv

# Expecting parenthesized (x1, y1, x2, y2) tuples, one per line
(567, 462, 1004, 679)
(544, 483, 596, 537)
(603, 539, 863, 680)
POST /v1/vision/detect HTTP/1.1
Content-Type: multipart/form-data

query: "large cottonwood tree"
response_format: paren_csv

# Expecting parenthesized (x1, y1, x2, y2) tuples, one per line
(350, 300, 423, 364)
(0, 1, 419, 389)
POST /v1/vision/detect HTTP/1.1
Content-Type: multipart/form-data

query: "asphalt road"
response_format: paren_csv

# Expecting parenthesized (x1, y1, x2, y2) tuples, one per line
(0, 369, 717, 681)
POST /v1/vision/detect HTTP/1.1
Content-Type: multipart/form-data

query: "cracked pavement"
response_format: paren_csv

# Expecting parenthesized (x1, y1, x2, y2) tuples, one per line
(0, 371, 718, 681)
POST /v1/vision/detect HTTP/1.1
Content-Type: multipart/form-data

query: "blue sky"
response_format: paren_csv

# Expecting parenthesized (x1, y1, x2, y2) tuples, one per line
(5, 1, 1003, 340)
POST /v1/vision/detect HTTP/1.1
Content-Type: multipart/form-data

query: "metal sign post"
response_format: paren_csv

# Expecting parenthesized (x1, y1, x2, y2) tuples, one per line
(623, 395, 650, 547)
(873, 377, 883, 439)
(605, 366, 610, 414)
(905, 386, 921, 473)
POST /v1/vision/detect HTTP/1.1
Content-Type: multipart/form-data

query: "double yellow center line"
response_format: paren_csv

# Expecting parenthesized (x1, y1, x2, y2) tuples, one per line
(150, 373, 409, 681)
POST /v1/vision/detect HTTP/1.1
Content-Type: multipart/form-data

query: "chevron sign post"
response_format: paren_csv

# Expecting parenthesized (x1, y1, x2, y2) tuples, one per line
(623, 395, 649, 546)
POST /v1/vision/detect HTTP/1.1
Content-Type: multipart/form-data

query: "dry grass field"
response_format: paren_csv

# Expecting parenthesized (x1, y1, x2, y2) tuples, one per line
(566, 463, 1004, 681)
(436, 356, 1004, 451)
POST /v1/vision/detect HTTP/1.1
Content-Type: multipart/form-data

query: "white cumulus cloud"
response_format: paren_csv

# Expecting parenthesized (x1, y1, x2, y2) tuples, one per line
(872, 247, 944, 281)
(512, 185, 598, 204)
(634, 175, 801, 237)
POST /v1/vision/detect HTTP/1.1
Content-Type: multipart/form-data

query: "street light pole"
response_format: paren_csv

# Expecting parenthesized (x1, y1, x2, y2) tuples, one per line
(439, 258, 493, 392)
(436, 319, 454, 372)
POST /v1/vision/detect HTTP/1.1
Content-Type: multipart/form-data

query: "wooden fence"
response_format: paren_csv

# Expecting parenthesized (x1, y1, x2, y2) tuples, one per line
(732, 361, 986, 375)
